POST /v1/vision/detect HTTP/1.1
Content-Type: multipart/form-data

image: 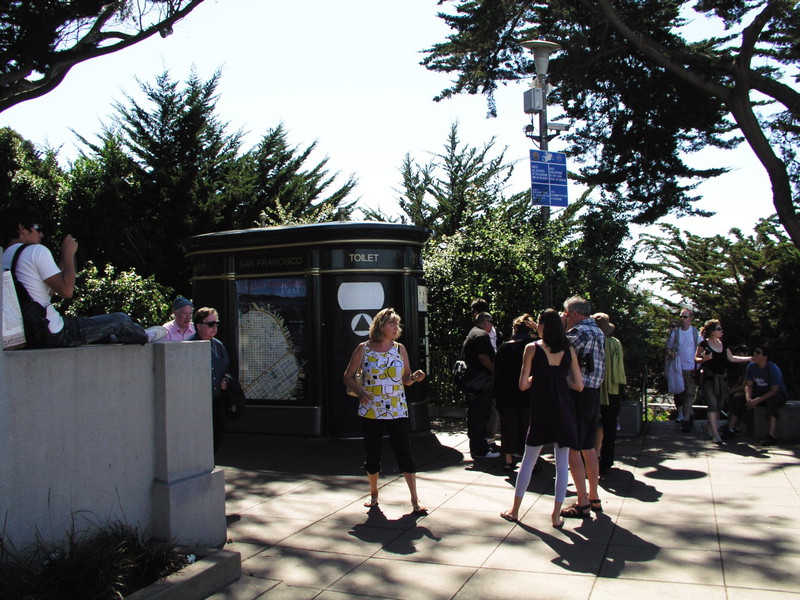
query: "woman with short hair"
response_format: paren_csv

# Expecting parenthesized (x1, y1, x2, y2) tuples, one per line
(343, 308, 427, 513)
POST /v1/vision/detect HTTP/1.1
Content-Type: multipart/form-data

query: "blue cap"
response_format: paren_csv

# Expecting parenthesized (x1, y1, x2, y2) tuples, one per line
(172, 296, 192, 311)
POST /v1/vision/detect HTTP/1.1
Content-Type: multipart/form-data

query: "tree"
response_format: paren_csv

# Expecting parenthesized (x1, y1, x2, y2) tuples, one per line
(59, 70, 242, 293)
(367, 123, 528, 236)
(422, 0, 800, 247)
(640, 218, 800, 392)
(0, 127, 63, 218)
(0, 0, 205, 112)
(226, 123, 357, 228)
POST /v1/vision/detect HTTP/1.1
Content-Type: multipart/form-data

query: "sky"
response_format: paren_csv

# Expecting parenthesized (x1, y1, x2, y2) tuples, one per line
(0, 0, 776, 239)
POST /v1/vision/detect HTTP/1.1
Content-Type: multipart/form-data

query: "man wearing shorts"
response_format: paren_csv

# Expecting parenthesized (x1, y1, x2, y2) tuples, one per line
(562, 296, 605, 517)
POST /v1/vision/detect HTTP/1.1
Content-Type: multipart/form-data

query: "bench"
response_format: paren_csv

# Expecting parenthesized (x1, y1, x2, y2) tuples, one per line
(745, 400, 800, 442)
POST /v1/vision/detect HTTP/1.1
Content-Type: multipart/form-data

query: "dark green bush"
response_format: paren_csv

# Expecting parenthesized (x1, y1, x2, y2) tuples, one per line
(0, 521, 189, 599)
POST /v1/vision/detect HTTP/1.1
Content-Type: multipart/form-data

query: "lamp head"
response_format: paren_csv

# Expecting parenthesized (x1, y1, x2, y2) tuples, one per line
(520, 39, 561, 77)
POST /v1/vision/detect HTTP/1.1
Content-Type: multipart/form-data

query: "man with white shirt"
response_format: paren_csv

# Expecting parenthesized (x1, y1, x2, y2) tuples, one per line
(1, 203, 164, 347)
(667, 307, 702, 432)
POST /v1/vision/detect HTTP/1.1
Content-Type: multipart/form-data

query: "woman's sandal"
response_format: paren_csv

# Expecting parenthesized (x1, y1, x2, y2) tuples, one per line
(500, 511, 518, 523)
(589, 499, 603, 513)
(501, 461, 514, 471)
(560, 503, 591, 519)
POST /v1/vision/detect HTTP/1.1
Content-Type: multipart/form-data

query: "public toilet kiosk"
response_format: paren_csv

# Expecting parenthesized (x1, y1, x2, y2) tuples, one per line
(182, 222, 431, 437)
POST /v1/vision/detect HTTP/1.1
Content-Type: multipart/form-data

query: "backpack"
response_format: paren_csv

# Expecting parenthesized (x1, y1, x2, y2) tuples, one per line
(10, 244, 51, 348)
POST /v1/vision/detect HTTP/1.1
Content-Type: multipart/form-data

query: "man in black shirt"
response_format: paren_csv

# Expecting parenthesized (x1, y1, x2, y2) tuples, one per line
(462, 312, 500, 459)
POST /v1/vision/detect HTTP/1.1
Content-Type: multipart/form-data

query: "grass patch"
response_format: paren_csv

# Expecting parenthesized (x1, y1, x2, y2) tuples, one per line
(0, 520, 190, 600)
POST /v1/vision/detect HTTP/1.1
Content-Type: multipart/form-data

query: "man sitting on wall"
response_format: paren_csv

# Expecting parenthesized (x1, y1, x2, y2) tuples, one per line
(1, 203, 165, 347)
(722, 345, 788, 446)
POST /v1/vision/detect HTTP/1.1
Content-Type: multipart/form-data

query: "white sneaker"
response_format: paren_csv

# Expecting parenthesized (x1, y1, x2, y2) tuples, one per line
(145, 325, 168, 343)
(472, 450, 501, 459)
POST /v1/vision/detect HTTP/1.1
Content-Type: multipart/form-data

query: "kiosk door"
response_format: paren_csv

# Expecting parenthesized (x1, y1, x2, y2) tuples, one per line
(325, 275, 400, 437)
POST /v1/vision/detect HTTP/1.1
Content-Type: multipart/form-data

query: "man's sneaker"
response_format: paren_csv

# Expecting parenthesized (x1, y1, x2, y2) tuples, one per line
(472, 450, 501, 459)
(759, 434, 776, 446)
(145, 325, 168, 343)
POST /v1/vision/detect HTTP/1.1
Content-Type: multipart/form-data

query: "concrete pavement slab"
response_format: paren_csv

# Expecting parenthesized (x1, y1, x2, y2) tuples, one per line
(204, 419, 800, 600)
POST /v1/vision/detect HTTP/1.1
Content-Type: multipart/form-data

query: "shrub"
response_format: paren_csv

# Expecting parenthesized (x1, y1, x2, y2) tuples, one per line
(0, 520, 189, 599)
(62, 262, 174, 326)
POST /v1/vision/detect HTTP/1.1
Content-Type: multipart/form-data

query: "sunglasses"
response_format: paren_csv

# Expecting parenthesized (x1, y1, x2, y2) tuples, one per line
(753, 349, 763, 355)
(201, 321, 220, 327)
(31, 224, 42, 232)
(680, 315, 690, 319)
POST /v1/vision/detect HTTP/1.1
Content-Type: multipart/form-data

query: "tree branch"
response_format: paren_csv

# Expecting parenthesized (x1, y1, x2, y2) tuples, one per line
(0, 0, 206, 113)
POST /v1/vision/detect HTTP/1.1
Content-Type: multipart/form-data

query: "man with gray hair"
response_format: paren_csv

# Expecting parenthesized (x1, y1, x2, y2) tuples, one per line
(561, 296, 605, 518)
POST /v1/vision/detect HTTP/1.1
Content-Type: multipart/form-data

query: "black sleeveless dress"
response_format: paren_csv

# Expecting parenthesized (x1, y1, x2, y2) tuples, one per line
(525, 343, 579, 449)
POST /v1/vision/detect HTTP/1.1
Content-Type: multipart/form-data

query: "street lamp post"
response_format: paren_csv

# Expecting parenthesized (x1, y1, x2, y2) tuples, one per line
(521, 39, 561, 308)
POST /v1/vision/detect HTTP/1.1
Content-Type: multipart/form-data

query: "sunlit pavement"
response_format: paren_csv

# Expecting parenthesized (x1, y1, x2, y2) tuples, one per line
(208, 420, 800, 600)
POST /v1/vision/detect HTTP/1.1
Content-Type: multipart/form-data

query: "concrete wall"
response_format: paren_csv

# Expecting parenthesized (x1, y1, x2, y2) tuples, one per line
(0, 310, 227, 551)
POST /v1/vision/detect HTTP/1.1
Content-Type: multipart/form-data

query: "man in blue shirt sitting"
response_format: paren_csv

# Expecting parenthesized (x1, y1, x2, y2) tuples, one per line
(722, 345, 788, 445)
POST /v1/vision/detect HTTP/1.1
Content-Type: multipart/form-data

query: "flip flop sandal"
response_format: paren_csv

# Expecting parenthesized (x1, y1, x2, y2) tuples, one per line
(560, 503, 591, 518)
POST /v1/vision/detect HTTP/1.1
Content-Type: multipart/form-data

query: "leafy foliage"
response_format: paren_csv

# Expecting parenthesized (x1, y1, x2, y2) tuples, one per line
(0, 127, 63, 220)
(226, 123, 357, 228)
(63, 262, 174, 326)
(641, 217, 800, 392)
(0, 0, 206, 111)
(422, 0, 800, 246)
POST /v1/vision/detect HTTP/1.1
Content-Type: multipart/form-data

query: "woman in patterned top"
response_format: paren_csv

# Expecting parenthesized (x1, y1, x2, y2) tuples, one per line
(343, 308, 427, 513)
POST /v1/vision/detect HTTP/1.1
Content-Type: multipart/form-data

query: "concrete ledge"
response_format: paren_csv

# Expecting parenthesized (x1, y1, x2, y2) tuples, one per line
(125, 549, 241, 600)
(747, 400, 800, 441)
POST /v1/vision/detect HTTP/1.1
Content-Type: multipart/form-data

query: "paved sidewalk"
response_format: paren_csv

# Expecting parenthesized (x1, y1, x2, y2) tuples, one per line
(208, 420, 800, 599)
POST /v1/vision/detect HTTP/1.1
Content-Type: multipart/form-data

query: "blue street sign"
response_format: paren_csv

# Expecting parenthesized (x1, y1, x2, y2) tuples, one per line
(530, 150, 568, 207)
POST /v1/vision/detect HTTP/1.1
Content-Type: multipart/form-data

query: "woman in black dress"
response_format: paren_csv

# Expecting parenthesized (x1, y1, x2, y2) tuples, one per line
(493, 314, 535, 470)
(501, 308, 583, 528)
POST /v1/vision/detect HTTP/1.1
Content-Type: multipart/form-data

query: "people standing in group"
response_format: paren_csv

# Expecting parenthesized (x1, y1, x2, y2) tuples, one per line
(162, 296, 196, 341)
(667, 308, 702, 432)
(695, 319, 751, 444)
(561, 296, 605, 518)
(461, 312, 500, 459)
(722, 345, 788, 446)
(500, 309, 583, 528)
(190, 307, 230, 453)
(343, 308, 427, 513)
(593, 313, 626, 475)
(1, 202, 165, 347)
(493, 314, 535, 471)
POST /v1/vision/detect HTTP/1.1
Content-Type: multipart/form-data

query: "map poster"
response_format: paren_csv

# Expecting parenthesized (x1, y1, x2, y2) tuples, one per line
(236, 278, 307, 403)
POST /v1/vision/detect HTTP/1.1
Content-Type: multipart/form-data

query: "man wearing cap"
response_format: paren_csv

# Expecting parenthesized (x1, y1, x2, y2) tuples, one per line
(162, 296, 196, 341)
(462, 312, 500, 459)
(593, 312, 626, 475)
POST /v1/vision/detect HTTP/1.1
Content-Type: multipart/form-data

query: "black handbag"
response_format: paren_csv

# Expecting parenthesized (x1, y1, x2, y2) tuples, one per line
(10, 244, 51, 348)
